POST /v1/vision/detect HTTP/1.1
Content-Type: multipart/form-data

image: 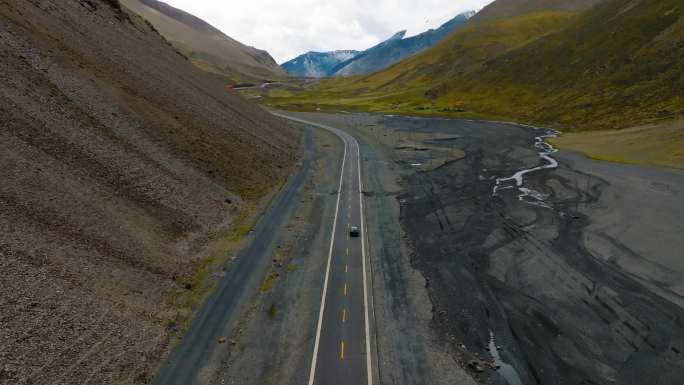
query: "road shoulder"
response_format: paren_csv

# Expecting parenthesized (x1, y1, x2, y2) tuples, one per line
(209, 123, 346, 385)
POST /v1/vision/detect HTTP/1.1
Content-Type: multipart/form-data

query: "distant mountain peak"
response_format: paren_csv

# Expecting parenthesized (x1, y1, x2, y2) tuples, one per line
(388, 30, 407, 41)
(282, 10, 475, 78)
(281, 50, 361, 78)
(332, 10, 475, 77)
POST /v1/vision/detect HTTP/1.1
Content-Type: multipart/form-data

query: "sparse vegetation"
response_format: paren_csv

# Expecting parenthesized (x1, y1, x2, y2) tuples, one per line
(173, 185, 283, 331)
(267, 303, 278, 319)
(263, 11, 578, 119)
(550, 120, 684, 169)
(259, 271, 280, 294)
(102, 0, 122, 11)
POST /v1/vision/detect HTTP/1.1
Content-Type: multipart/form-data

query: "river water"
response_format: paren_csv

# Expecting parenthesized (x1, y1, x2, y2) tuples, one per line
(488, 331, 524, 385)
(493, 129, 560, 208)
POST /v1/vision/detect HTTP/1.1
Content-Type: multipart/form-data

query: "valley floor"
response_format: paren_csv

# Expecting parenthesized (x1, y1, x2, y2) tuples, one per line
(221, 112, 684, 385)
(208, 113, 478, 385)
(174, 113, 684, 385)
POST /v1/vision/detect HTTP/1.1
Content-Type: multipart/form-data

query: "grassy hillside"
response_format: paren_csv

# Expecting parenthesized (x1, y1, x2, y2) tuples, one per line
(264, 0, 684, 168)
(550, 120, 684, 168)
(445, 0, 684, 131)
(470, 0, 601, 22)
(121, 0, 287, 84)
(264, 11, 578, 116)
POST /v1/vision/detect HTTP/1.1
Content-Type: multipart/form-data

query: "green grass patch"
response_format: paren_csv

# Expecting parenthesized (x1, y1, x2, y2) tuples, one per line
(550, 121, 684, 169)
(267, 303, 278, 319)
(259, 271, 280, 294)
(171, 188, 280, 333)
(180, 255, 218, 311)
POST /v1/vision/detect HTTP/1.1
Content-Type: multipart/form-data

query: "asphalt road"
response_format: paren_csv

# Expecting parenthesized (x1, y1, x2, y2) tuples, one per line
(155, 113, 374, 385)
(272, 113, 373, 385)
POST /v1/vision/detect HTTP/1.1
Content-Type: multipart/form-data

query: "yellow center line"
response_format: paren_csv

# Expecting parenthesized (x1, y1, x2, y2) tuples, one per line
(342, 308, 347, 322)
(340, 340, 345, 360)
(344, 283, 348, 296)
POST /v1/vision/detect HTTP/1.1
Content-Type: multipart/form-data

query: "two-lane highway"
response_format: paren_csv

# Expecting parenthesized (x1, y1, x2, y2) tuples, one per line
(272, 113, 373, 385)
(155, 112, 374, 385)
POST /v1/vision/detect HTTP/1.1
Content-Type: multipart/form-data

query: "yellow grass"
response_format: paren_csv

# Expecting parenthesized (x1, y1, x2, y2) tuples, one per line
(551, 120, 684, 169)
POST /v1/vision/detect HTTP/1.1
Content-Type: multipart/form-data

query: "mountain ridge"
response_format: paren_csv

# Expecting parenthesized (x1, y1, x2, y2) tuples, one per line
(333, 10, 474, 76)
(470, 0, 602, 22)
(281, 10, 474, 78)
(121, 0, 286, 83)
(281, 50, 360, 78)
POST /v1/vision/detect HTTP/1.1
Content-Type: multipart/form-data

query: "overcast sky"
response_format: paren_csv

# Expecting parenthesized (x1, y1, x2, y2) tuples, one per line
(163, 0, 494, 63)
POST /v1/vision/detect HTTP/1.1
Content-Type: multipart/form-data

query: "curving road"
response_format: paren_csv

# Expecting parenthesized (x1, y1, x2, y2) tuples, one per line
(272, 113, 373, 385)
(154, 112, 374, 385)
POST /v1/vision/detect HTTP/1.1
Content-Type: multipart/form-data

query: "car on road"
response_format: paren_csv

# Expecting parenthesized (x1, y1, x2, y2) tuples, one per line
(350, 226, 360, 237)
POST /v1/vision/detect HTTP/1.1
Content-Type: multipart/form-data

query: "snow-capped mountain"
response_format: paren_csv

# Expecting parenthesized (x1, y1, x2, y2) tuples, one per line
(281, 50, 360, 78)
(281, 10, 475, 78)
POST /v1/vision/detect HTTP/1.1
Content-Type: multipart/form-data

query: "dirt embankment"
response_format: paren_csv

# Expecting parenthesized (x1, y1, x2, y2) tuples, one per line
(0, 1, 299, 384)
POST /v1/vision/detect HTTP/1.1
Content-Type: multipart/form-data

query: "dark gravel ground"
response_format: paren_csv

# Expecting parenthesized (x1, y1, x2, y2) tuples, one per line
(385, 115, 684, 385)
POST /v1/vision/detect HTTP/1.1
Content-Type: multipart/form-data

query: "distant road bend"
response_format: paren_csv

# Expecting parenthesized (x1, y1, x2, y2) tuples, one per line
(272, 112, 374, 385)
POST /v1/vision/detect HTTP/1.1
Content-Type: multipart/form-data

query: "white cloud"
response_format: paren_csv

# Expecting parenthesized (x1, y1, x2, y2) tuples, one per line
(162, 0, 494, 63)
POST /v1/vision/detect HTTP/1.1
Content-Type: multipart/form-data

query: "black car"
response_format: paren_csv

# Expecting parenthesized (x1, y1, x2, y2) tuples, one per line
(350, 226, 360, 237)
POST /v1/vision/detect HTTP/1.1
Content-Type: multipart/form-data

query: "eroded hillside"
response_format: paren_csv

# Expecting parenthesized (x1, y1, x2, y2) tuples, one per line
(0, 0, 299, 383)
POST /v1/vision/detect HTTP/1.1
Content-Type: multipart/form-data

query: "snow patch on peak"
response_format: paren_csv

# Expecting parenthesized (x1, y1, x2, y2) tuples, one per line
(389, 30, 407, 41)
(331, 50, 360, 61)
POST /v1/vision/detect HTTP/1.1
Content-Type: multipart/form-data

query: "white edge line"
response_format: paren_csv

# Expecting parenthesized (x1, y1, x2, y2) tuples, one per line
(272, 112, 373, 385)
(308, 136, 345, 385)
(274, 113, 347, 385)
(356, 139, 373, 385)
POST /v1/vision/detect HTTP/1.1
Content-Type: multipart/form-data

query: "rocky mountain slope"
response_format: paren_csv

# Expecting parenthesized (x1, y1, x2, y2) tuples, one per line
(120, 0, 287, 84)
(0, 0, 299, 384)
(333, 11, 475, 77)
(281, 50, 360, 78)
